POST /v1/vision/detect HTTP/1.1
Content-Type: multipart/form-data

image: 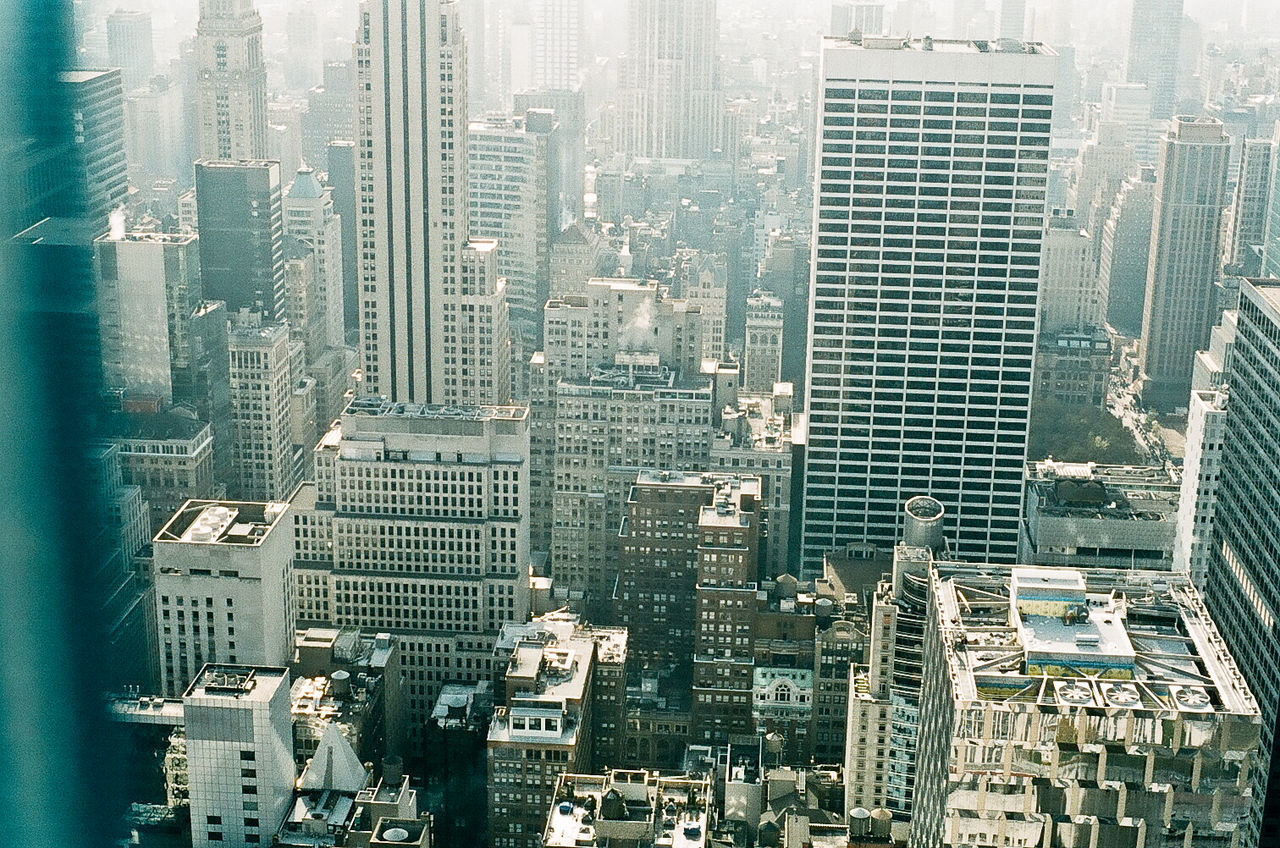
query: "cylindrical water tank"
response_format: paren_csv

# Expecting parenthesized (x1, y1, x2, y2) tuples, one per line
(903, 495, 945, 551)
(850, 807, 871, 837)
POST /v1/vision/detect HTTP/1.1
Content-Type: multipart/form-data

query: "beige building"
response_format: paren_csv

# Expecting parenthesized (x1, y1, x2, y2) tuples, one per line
(228, 320, 302, 502)
(743, 291, 784, 394)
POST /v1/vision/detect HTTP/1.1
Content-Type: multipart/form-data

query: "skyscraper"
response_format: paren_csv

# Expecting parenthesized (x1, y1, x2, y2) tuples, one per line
(106, 9, 154, 90)
(1204, 279, 1280, 847)
(1138, 117, 1230, 410)
(195, 0, 268, 161)
(283, 164, 344, 352)
(1124, 0, 1184, 119)
(1037, 210, 1099, 334)
(531, 0, 582, 91)
(618, 0, 723, 160)
(1226, 136, 1274, 274)
(58, 69, 128, 229)
(1259, 130, 1280, 280)
(359, 0, 508, 404)
(194, 159, 286, 321)
(801, 36, 1056, 567)
(227, 321, 300, 502)
(1099, 168, 1157, 336)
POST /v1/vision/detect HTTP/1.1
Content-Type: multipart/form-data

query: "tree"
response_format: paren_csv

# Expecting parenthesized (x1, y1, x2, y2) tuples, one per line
(1026, 399, 1144, 465)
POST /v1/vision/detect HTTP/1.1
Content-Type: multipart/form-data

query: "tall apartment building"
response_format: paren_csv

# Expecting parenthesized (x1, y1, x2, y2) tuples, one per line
(513, 89, 587, 223)
(228, 321, 300, 502)
(358, 0, 506, 405)
(184, 665, 296, 848)
(911, 565, 1259, 847)
(1099, 168, 1156, 337)
(283, 165, 344, 353)
(153, 499, 295, 696)
(549, 357, 715, 613)
(455, 238, 512, 404)
(675, 251, 729, 362)
(710, 386, 798, 577)
(195, 160, 286, 321)
(691, 477, 763, 743)
(95, 230, 201, 405)
(1227, 137, 1274, 274)
(290, 399, 531, 753)
(1124, 0, 1184, 119)
(468, 110, 560, 375)
(106, 10, 154, 90)
(743, 292, 784, 393)
(618, 0, 723, 160)
(58, 69, 128, 229)
(802, 37, 1056, 568)
(195, 0, 268, 160)
(531, 0, 583, 91)
(1139, 117, 1230, 410)
(1205, 280, 1280, 847)
(488, 612, 627, 848)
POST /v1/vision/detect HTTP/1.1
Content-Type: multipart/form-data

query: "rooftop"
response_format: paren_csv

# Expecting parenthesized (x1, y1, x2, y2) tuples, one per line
(1026, 460, 1179, 521)
(105, 409, 211, 444)
(183, 664, 289, 702)
(930, 562, 1259, 716)
(343, 396, 528, 422)
(275, 789, 358, 848)
(543, 771, 712, 848)
(155, 499, 288, 546)
(823, 34, 1055, 56)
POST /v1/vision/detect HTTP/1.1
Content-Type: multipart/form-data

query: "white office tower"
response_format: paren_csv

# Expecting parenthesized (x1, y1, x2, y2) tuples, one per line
(802, 37, 1055, 567)
(1038, 211, 1100, 333)
(532, 0, 582, 91)
(454, 239, 512, 404)
(195, 0, 268, 161)
(743, 292, 785, 393)
(618, 0, 723, 160)
(832, 2, 888, 37)
(911, 565, 1260, 848)
(184, 665, 296, 848)
(359, 0, 506, 405)
(291, 399, 531, 752)
(153, 500, 295, 696)
(284, 165, 344, 352)
(1139, 117, 1230, 410)
(95, 230, 200, 406)
(1101, 83, 1163, 166)
(1174, 389, 1227, 589)
(1124, 0, 1184, 119)
(228, 321, 302, 502)
(1226, 136, 1275, 272)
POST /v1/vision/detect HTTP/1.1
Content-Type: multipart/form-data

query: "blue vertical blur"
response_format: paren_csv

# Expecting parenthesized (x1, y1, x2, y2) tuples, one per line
(0, 0, 123, 845)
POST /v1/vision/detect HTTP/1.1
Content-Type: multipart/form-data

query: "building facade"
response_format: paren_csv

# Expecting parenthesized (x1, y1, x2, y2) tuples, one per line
(802, 37, 1056, 567)
(194, 0, 267, 161)
(194, 160, 286, 321)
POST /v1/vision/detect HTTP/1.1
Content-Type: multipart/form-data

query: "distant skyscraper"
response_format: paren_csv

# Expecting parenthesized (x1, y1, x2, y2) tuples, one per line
(1205, 279, 1280, 847)
(996, 0, 1026, 38)
(1038, 210, 1100, 334)
(106, 9, 154, 90)
(1099, 167, 1157, 336)
(58, 69, 128, 229)
(1227, 137, 1274, 274)
(801, 37, 1056, 567)
(1101, 82, 1162, 165)
(618, 0, 722, 160)
(183, 665, 296, 848)
(743, 291, 784, 393)
(532, 0, 582, 90)
(283, 164, 344, 352)
(1260, 130, 1280, 279)
(1139, 117, 1230, 409)
(284, 6, 323, 92)
(359, 0, 508, 404)
(325, 140, 358, 335)
(831, 2, 887, 36)
(194, 159, 286, 321)
(195, 0, 268, 160)
(1124, 0, 1183, 119)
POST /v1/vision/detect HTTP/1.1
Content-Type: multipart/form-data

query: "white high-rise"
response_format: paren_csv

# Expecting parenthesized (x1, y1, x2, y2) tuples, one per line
(359, 0, 508, 404)
(195, 0, 268, 161)
(801, 36, 1056, 567)
(184, 665, 295, 848)
(532, 0, 582, 91)
(284, 165, 344, 352)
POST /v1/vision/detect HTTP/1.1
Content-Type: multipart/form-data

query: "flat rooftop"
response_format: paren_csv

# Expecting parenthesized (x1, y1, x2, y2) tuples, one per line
(1026, 460, 1179, 521)
(930, 564, 1259, 716)
(823, 35, 1055, 56)
(183, 664, 289, 702)
(343, 396, 529, 422)
(156, 499, 288, 546)
(543, 771, 711, 848)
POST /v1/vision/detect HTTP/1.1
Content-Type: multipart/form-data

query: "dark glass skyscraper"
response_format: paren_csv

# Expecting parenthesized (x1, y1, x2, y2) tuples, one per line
(193, 159, 285, 321)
